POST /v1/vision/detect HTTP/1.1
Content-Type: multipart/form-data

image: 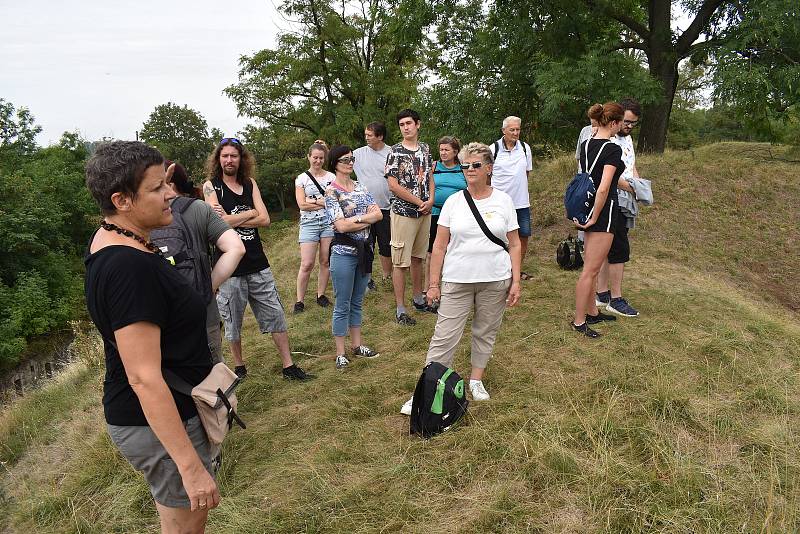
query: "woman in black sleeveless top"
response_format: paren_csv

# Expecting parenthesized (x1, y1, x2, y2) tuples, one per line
(572, 103, 626, 338)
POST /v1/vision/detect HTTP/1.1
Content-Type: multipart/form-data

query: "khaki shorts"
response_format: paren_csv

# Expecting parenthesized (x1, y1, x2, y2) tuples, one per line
(390, 212, 430, 268)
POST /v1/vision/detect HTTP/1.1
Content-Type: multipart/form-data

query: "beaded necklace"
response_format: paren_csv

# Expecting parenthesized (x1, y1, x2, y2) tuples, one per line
(100, 221, 162, 256)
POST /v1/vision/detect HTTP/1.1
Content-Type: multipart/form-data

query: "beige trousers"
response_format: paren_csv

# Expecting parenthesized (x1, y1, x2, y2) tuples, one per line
(425, 278, 511, 370)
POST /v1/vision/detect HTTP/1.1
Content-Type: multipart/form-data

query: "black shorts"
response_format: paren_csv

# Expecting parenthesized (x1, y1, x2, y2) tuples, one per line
(428, 214, 440, 253)
(371, 210, 391, 258)
(584, 199, 618, 234)
(607, 215, 630, 264)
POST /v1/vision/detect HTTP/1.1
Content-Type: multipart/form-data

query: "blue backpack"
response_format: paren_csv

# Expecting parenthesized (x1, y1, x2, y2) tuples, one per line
(564, 140, 610, 225)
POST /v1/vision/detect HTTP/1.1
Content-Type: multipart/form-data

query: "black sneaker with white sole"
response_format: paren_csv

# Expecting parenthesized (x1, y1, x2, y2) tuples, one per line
(352, 345, 380, 358)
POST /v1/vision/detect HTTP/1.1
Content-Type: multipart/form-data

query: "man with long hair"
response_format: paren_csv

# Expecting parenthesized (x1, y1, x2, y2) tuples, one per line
(202, 138, 312, 380)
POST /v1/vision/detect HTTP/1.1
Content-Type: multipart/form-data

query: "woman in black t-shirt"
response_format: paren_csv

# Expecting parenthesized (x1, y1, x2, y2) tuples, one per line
(84, 142, 219, 530)
(572, 103, 626, 338)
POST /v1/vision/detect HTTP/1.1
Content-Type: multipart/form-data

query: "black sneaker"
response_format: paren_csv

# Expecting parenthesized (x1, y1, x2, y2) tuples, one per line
(352, 345, 380, 358)
(293, 301, 305, 314)
(396, 312, 417, 326)
(413, 301, 437, 313)
(586, 311, 617, 324)
(367, 279, 377, 291)
(572, 321, 601, 338)
(234, 365, 248, 379)
(316, 294, 331, 308)
(282, 364, 313, 380)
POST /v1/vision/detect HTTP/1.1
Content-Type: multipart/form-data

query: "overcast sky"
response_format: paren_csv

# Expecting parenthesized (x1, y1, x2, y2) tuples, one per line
(1, 0, 283, 145)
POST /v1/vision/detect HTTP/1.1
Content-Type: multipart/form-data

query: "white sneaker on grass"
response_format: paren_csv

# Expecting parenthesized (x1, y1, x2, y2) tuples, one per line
(469, 380, 490, 401)
(400, 397, 414, 416)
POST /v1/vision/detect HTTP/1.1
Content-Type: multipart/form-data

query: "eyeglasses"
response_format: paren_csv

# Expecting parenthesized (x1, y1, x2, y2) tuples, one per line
(219, 137, 241, 145)
(623, 120, 639, 127)
(337, 156, 356, 164)
(460, 162, 485, 170)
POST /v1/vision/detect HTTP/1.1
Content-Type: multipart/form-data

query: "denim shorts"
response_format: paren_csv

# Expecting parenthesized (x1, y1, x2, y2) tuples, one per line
(107, 416, 216, 508)
(217, 268, 288, 340)
(299, 215, 334, 243)
(515, 207, 532, 238)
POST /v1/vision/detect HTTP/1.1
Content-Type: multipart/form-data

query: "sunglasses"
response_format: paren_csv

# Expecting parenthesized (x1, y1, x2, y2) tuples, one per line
(219, 137, 241, 145)
(338, 156, 356, 164)
(460, 162, 485, 170)
(623, 120, 639, 127)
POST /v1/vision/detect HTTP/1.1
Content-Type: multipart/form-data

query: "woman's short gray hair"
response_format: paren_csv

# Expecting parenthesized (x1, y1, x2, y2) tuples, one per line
(458, 142, 493, 166)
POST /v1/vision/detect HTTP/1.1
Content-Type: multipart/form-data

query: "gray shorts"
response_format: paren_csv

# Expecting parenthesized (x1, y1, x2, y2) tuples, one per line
(107, 416, 216, 509)
(217, 268, 288, 341)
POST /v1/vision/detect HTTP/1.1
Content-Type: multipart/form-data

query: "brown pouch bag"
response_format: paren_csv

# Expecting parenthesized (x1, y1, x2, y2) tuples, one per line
(163, 363, 246, 446)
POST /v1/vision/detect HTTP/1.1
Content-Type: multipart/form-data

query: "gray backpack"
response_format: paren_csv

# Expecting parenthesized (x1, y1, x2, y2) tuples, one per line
(150, 197, 213, 304)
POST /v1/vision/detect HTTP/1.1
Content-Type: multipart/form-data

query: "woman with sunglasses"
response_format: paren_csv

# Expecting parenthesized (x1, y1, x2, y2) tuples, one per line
(572, 102, 626, 337)
(324, 146, 383, 369)
(401, 142, 521, 413)
(293, 140, 334, 314)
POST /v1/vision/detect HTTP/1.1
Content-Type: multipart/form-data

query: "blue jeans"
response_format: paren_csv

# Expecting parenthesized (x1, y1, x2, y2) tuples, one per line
(329, 251, 370, 337)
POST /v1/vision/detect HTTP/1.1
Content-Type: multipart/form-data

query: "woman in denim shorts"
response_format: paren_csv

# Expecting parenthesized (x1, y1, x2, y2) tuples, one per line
(84, 142, 219, 533)
(294, 140, 335, 313)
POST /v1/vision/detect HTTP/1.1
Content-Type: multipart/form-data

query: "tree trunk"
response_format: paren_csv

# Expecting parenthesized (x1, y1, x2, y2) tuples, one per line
(638, 60, 678, 153)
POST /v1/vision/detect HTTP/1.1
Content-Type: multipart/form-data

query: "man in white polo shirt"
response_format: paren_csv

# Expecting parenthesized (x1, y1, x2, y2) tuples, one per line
(490, 116, 533, 279)
(353, 121, 392, 288)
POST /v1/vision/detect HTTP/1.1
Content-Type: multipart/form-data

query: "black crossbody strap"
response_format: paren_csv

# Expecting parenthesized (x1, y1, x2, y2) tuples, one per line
(463, 190, 509, 253)
(304, 171, 326, 196)
(161, 367, 195, 396)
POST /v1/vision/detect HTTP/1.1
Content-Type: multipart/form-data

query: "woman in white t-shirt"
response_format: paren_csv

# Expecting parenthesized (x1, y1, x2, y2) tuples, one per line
(400, 142, 522, 414)
(293, 140, 335, 313)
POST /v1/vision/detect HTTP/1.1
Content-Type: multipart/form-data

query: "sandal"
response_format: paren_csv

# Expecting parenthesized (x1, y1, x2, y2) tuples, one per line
(520, 271, 531, 281)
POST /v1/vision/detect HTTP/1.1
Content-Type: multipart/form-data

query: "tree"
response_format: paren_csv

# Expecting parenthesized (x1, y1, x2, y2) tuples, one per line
(139, 103, 216, 178)
(578, 0, 737, 153)
(225, 0, 435, 147)
(419, 0, 661, 153)
(709, 0, 800, 142)
(0, 98, 42, 155)
(0, 117, 95, 367)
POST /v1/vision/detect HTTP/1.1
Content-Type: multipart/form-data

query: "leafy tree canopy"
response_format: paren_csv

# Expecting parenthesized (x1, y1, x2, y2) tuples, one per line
(139, 102, 218, 179)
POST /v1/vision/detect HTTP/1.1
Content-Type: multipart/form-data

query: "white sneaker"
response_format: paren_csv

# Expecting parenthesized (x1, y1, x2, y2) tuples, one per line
(470, 381, 490, 401)
(400, 397, 414, 416)
(335, 355, 350, 370)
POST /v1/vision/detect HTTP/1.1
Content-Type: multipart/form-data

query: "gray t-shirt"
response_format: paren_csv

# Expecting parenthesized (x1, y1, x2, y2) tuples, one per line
(575, 125, 595, 164)
(353, 144, 391, 210)
(180, 198, 231, 281)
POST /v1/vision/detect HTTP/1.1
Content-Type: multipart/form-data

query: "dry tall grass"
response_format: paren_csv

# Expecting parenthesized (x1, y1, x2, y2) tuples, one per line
(1, 142, 798, 533)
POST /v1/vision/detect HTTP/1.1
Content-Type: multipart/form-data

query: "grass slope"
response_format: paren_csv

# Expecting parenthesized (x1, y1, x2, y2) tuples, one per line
(1, 143, 798, 533)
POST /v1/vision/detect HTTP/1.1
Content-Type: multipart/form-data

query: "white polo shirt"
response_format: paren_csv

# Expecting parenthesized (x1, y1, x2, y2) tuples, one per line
(490, 138, 532, 209)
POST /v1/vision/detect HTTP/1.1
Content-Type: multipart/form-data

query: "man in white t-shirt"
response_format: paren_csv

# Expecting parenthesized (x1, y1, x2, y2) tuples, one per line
(596, 98, 642, 318)
(490, 116, 533, 280)
(353, 122, 392, 286)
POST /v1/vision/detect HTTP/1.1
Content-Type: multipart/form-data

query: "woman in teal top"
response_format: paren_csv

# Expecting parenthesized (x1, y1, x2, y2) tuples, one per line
(426, 136, 466, 303)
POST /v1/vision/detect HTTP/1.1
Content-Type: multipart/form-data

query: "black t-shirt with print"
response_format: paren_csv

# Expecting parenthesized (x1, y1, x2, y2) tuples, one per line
(84, 246, 213, 426)
(212, 177, 269, 276)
